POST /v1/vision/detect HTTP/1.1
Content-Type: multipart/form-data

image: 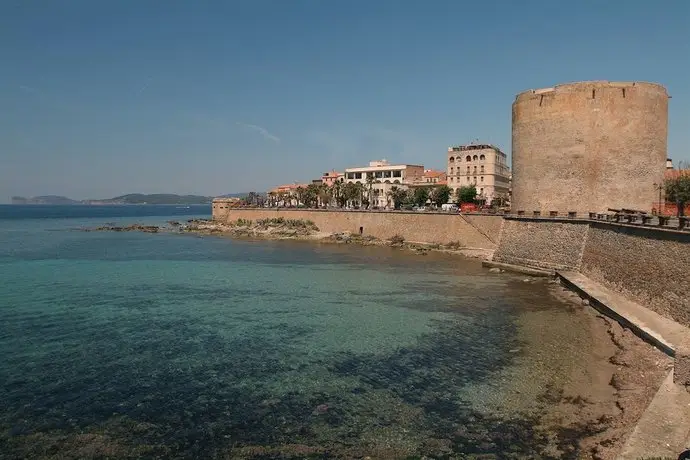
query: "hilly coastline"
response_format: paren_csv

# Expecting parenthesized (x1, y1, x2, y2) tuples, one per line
(11, 194, 216, 205)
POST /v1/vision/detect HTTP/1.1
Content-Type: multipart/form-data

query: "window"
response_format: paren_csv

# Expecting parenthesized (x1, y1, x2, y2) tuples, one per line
(480, 166, 484, 173)
(392, 170, 401, 177)
(473, 166, 477, 173)
(480, 188, 484, 194)
(450, 167, 454, 174)
(480, 154, 485, 161)
(473, 155, 478, 161)
(466, 155, 471, 162)
(449, 156, 455, 163)
(481, 176, 484, 182)
(467, 177, 470, 182)
(467, 166, 470, 174)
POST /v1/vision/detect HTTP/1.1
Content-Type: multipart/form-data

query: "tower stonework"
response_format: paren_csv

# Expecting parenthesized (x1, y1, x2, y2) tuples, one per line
(511, 81, 668, 215)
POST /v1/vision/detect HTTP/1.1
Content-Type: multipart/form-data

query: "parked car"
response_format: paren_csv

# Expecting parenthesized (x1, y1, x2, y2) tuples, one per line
(441, 203, 459, 212)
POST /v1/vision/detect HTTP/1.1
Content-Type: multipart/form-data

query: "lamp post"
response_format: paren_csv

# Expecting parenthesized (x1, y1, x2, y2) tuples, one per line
(653, 182, 664, 216)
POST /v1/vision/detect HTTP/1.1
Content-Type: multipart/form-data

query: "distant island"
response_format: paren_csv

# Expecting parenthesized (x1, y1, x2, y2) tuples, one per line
(11, 194, 216, 205)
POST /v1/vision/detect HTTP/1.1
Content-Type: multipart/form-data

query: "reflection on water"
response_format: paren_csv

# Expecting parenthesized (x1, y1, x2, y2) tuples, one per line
(0, 215, 601, 458)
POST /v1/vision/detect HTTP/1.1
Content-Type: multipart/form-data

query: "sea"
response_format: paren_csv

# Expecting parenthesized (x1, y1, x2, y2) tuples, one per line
(0, 205, 600, 459)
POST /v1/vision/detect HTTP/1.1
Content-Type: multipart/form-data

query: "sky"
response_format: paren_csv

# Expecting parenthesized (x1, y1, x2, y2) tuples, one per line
(1, 0, 689, 201)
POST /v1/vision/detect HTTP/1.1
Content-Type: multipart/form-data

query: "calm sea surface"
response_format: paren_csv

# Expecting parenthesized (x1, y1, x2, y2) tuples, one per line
(0, 205, 597, 459)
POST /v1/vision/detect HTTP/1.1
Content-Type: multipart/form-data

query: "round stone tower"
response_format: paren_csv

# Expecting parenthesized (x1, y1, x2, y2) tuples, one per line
(511, 81, 668, 215)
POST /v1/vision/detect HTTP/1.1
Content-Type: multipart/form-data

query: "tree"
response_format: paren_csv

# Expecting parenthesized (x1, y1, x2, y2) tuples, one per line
(305, 184, 320, 207)
(456, 185, 477, 204)
(294, 186, 306, 207)
(365, 175, 376, 209)
(413, 187, 431, 207)
(353, 183, 365, 208)
(318, 183, 332, 208)
(430, 185, 453, 206)
(387, 186, 407, 209)
(333, 180, 346, 208)
(665, 175, 690, 217)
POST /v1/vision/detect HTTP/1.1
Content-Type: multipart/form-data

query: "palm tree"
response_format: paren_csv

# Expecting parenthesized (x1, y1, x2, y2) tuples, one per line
(354, 183, 365, 208)
(333, 180, 343, 208)
(365, 175, 375, 209)
(318, 183, 332, 208)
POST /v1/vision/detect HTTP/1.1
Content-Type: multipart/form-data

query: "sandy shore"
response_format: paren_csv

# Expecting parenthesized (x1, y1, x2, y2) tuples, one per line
(542, 284, 672, 460)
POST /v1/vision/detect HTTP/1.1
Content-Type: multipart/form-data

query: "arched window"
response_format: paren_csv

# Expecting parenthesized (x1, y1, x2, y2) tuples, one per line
(393, 179, 400, 184)
(449, 156, 455, 163)
(480, 154, 485, 161)
(473, 155, 478, 161)
(466, 155, 471, 162)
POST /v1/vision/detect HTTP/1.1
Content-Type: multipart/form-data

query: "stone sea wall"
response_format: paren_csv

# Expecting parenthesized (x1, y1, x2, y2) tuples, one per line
(491, 218, 589, 271)
(212, 207, 502, 249)
(580, 223, 690, 327)
(492, 216, 690, 328)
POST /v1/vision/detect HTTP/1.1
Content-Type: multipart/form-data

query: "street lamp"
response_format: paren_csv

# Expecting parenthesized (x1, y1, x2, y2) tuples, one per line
(653, 182, 664, 216)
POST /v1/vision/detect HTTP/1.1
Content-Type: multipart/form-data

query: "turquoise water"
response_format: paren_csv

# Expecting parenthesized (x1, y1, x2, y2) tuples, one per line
(0, 206, 596, 458)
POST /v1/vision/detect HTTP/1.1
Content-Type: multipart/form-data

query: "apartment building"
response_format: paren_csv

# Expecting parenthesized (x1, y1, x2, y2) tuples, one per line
(408, 169, 447, 188)
(447, 144, 510, 204)
(321, 170, 344, 186)
(344, 160, 424, 208)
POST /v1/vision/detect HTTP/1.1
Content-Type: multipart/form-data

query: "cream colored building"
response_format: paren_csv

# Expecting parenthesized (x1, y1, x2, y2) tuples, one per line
(344, 160, 424, 208)
(447, 144, 510, 204)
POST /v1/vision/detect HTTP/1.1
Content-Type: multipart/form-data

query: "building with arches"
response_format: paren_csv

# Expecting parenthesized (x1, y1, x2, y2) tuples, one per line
(344, 160, 424, 208)
(447, 144, 510, 205)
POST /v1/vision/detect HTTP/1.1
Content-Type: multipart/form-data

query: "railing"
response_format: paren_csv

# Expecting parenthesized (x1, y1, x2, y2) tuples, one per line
(213, 206, 690, 231)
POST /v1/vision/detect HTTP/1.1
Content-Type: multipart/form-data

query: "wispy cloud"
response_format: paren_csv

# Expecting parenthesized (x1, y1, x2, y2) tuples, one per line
(236, 122, 281, 144)
(18, 85, 39, 95)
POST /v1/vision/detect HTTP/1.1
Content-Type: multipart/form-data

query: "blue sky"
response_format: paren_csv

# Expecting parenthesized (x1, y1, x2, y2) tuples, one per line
(1, 0, 688, 201)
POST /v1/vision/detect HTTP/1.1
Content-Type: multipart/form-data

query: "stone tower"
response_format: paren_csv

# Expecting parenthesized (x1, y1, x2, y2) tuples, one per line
(511, 81, 669, 215)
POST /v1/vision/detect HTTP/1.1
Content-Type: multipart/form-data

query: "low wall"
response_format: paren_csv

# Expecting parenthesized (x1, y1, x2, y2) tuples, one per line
(580, 223, 690, 327)
(491, 218, 589, 271)
(212, 207, 502, 249)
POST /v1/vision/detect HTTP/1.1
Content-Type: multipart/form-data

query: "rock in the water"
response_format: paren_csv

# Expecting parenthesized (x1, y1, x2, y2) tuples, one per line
(488, 267, 501, 273)
(312, 404, 329, 415)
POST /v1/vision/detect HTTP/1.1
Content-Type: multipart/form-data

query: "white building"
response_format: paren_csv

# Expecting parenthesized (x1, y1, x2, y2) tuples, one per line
(344, 160, 424, 208)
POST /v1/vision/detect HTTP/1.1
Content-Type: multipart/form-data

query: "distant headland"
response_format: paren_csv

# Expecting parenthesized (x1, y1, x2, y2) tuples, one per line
(9, 193, 232, 205)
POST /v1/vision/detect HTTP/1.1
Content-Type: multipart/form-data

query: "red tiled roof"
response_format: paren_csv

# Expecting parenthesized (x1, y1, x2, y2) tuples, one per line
(665, 169, 690, 180)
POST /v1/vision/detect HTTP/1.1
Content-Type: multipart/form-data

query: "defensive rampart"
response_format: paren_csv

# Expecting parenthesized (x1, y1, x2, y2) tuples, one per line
(493, 217, 690, 328)
(211, 207, 502, 249)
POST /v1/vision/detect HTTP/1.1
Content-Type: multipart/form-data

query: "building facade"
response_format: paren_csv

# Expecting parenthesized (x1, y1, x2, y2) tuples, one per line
(447, 144, 510, 204)
(408, 169, 447, 188)
(344, 160, 424, 208)
(321, 170, 344, 186)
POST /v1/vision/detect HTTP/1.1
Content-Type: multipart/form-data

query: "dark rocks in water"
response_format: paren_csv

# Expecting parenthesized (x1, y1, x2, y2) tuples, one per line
(82, 224, 160, 233)
(167, 221, 181, 226)
(311, 403, 329, 415)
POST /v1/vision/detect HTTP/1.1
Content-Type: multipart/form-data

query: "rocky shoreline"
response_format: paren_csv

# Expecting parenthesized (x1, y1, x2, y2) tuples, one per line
(81, 218, 494, 260)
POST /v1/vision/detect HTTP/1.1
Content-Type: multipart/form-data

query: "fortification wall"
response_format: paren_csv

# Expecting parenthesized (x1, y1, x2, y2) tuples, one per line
(211, 207, 502, 249)
(580, 223, 690, 327)
(491, 218, 589, 271)
(512, 81, 668, 215)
